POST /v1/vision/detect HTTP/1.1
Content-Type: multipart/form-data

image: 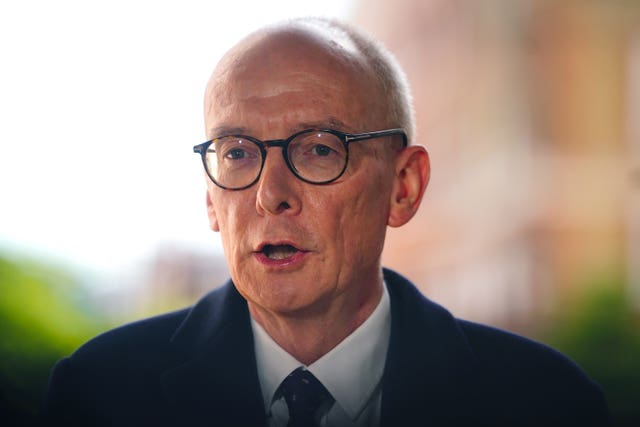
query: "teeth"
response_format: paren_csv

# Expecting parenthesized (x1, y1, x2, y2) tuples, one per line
(263, 244, 298, 260)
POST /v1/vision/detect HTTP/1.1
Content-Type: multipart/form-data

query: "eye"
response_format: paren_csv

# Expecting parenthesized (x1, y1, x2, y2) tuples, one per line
(217, 139, 260, 163)
(310, 144, 336, 157)
(225, 148, 249, 160)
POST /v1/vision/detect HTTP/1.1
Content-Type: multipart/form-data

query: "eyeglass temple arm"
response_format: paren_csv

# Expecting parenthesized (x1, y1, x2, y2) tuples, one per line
(345, 129, 407, 146)
(193, 143, 216, 154)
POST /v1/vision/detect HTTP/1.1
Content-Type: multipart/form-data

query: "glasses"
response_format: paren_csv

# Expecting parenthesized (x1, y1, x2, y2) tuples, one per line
(193, 128, 407, 190)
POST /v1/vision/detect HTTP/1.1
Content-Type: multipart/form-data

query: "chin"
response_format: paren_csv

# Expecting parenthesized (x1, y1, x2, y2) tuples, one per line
(257, 290, 331, 317)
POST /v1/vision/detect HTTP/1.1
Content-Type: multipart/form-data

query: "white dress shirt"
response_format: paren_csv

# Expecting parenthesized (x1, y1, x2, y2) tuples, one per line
(251, 283, 391, 427)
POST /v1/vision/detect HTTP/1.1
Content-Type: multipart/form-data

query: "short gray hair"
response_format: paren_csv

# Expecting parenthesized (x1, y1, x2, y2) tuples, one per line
(291, 17, 416, 143)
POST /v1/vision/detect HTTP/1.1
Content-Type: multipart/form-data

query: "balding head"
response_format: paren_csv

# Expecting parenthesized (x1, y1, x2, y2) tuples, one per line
(204, 17, 414, 142)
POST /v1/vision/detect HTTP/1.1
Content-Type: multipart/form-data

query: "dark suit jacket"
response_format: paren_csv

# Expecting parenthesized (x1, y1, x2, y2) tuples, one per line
(42, 269, 609, 426)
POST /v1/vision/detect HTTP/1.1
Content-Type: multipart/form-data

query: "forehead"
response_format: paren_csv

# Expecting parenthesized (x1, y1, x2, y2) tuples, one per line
(205, 25, 382, 135)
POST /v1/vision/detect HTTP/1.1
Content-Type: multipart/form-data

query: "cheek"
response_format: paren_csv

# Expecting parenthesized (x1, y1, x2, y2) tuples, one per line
(352, 198, 388, 252)
(211, 192, 254, 257)
(218, 210, 257, 293)
(332, 178, 392, 263)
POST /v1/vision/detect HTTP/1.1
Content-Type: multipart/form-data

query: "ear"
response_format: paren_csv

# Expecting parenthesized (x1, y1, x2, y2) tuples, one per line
(206, 186, 220, 232)
(387, 145, 430, 227)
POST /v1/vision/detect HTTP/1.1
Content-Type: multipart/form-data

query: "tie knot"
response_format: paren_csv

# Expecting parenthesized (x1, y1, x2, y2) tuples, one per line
(280, 368, 331, 427)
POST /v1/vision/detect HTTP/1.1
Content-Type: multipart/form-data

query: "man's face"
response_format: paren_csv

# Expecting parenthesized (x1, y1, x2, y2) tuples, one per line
(204, 29, 398, 317)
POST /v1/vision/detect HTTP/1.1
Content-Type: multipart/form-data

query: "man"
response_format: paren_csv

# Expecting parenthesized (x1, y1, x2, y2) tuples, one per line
(43, 17, 609, 426)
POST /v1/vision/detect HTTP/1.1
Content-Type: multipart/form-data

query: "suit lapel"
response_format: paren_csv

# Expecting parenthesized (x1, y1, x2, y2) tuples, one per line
(160, 282, 266, 427)
(380, 269, 488, 426)
(159, 271, 490, 426)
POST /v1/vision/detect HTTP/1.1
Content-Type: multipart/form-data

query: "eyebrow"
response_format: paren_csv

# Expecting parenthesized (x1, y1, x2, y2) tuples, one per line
(207, 117, 356, 139)
(207, 126, 249, 138)
(295, 117, 355, 132)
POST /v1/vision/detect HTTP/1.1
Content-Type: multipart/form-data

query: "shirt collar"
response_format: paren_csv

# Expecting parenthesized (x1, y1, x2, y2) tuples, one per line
(251, 282, 391, 421)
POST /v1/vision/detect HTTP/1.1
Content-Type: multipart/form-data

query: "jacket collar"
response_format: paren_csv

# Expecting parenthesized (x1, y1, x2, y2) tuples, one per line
(381, 268, 487, 426)
(159, 270, 487, 426)
(160, 281, 266, 427)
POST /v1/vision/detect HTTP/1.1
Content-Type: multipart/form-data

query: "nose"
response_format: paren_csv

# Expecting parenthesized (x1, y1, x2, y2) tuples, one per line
(255, 147, 302, 216)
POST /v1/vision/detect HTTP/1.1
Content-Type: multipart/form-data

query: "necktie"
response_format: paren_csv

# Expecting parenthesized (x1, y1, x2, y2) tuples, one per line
(280, 367, 331, 427)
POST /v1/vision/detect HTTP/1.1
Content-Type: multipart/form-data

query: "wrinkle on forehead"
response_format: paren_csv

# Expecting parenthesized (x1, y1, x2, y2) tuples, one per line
(217, 73, 351, 112)
(205, 23, 376, 118)
(239, 72, 345, 100)
(206, 76, 358, 133)
(208, 88, 364, 140)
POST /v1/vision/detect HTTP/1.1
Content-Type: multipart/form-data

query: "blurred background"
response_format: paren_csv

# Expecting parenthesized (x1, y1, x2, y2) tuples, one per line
(1, 0, 639, 425)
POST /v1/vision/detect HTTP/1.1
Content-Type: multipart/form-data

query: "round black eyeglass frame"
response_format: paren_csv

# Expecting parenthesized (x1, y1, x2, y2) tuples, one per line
(192, 128, 407, 190)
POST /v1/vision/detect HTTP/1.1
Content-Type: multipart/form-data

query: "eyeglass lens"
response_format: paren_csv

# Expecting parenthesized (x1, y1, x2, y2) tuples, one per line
(205, 131, 348, 189)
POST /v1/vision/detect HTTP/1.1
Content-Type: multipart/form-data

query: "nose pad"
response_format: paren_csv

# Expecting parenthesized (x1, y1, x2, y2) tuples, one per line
(255, 147, 302, 216)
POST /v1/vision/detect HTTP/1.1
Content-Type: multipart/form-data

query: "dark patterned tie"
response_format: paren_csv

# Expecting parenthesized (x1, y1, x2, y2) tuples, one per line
(279, 368, 331, 427)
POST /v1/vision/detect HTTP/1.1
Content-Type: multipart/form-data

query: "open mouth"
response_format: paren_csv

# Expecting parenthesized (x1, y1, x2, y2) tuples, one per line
(260, 244, 301, 260)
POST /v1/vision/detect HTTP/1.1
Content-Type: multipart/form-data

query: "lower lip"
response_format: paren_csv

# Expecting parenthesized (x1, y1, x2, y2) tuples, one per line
(254, 250, 308, 268)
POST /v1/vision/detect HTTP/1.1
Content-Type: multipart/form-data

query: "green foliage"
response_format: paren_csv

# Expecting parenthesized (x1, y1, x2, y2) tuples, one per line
(544, 279, 640, 425)
(0, 255, 111, 424)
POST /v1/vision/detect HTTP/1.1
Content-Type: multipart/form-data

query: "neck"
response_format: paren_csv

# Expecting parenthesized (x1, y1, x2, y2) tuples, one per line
(248, 280, 384, 365)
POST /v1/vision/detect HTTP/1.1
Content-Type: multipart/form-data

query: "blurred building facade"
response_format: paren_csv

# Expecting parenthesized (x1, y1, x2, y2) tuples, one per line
(135, 244, 229, 317)
(352, 0, 640, 331)
(132, 1, 640, 334)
